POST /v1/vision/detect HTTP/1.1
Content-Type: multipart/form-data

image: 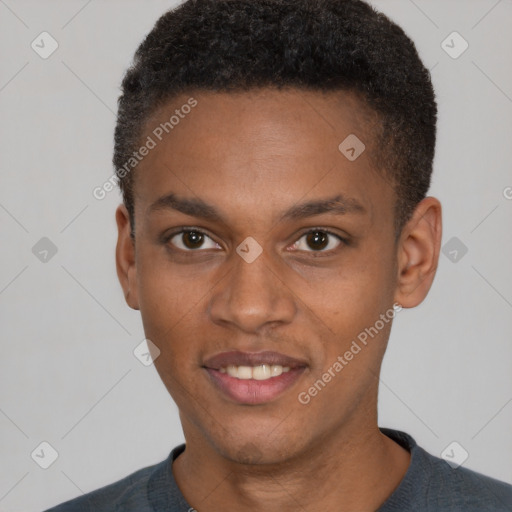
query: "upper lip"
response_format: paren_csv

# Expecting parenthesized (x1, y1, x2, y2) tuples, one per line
(203, 351, 308, 370)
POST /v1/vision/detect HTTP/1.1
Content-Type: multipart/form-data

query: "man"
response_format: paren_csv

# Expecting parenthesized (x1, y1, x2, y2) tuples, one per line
(46, 0, 512, 510)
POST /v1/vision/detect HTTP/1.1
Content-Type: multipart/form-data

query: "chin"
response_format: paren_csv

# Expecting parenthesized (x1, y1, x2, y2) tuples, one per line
(208, 425, 309, 466)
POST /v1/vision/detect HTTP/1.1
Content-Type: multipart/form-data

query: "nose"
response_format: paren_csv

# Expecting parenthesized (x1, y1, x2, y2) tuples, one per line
(208, 251, 297, 334)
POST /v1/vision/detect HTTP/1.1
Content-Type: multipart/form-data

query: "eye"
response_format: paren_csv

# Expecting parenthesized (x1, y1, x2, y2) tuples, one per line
(290, 230, 343, 252)
(168, 229, 221, 251)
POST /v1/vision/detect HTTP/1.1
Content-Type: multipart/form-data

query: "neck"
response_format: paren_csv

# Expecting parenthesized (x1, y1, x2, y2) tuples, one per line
(173, 416, 410, 512)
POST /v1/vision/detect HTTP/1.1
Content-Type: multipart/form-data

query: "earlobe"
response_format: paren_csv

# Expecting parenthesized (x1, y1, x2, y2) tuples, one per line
(115, 204, 140, 310)
(394, 197, 442, 308)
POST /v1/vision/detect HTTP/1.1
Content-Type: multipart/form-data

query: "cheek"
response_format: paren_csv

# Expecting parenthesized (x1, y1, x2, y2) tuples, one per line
(134, 255, 200, 370)
(295, 252, 396, 384)
(293, 257, 392, 337)
(136, 249, 203, 327)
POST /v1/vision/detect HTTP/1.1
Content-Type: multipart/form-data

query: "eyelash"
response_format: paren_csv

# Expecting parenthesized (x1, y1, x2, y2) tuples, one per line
(163, 227, 348, 254)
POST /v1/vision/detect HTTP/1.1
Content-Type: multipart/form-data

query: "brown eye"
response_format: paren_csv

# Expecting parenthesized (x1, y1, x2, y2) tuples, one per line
(182, 231, 204, 249)
(306, 231, 329, 251)
(291, 230, 342, 252)
(169, 230, 220, 251)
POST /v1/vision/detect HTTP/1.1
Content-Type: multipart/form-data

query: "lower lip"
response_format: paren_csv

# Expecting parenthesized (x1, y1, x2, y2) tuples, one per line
(205, 368, 306, 405)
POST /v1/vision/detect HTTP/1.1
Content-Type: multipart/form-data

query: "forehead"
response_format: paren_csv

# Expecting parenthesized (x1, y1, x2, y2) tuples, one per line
(133, 88, 393, 226)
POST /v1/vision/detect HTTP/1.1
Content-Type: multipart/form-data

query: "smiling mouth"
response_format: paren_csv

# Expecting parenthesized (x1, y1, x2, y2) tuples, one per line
(219, 364, 290, 380)
(203, 351, 307, 404)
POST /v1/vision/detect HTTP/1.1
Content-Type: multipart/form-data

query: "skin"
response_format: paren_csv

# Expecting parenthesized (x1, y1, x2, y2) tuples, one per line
(115, 88, 442, 511)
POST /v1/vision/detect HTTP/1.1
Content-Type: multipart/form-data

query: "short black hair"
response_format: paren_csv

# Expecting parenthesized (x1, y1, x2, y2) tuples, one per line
(114, 0, 437, 237)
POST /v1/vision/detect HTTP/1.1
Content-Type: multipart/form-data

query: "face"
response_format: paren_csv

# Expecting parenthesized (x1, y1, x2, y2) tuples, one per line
(115, 88, 440, 465)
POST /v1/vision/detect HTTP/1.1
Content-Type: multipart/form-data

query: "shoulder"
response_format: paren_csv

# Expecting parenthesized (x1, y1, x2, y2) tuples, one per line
(43, 454, 173, 512)
(421, 449, 512, 510)
(380, 428, 512, 511)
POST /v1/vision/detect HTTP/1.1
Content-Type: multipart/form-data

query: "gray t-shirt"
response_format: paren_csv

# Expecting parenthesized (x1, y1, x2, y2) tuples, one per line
(45, 428, 512, 511)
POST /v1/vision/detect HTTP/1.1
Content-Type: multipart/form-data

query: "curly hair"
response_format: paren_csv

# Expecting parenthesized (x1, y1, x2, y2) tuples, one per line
(113, 0, 437, 237)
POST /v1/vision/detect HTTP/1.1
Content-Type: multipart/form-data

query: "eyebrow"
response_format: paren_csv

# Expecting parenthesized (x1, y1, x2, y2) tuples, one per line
(148, 192, 367, 222)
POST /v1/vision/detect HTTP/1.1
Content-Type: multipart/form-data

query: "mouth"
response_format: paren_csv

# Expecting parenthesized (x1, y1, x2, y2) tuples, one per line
(203, 351, 307, 405)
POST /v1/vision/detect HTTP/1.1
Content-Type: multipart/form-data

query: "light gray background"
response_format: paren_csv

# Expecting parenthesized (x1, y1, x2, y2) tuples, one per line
(1, 1, 511, 510)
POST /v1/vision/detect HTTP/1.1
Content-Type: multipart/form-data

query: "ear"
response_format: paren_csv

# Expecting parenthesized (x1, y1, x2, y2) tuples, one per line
(115, 204, 140, 310)
(394, 197, 442, 308)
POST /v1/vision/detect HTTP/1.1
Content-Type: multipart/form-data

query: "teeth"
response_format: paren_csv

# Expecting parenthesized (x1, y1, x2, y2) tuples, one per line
(271, 365, 283, 377)
(222, 365, 291, 380)
(253, 364, 271, 380)
(237, 366, 253, 379)
(226, 365, 239, 378)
